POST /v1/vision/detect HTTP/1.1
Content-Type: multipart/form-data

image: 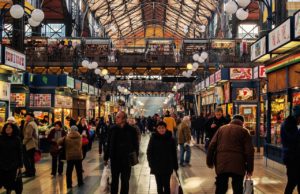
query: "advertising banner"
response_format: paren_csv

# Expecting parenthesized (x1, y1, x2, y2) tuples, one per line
(268, 18, 291, 52)
(251, 36, 266, 61)
(4, 47, 26, 71)
(230, 68, 253, 80)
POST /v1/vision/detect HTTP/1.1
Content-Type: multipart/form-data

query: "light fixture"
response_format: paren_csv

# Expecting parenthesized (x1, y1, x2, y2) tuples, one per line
(201, 52, 208, 60)
(91, 61, 98, 69)
(31, 9, 45, 22)
(236, 0, 251, 8)
(101, 69, 108, 76)
(198, 57, 205, 63)
(10, 5, 24, 19)
(225, 0, 238, 14)
(81, 60, 89, 67)
(236, 8, 249, 20)
(225, 0, 250, 21)
(187, 63, 193, 70)
(94, 68, 100, 74)
(192, 62, 199, 69)
(28, 17, 40, 27)
(10, 5, 45, 27)
(193, 53, 199, 61)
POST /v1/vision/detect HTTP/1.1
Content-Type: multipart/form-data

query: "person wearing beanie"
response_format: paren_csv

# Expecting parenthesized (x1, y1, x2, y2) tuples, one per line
(59, 125, 83, 189)
(6, 116, 21, 138)
(281, 105, 300, 194)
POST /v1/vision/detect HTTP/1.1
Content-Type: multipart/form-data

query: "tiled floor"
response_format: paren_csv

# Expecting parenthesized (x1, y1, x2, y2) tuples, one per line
(0, 135, 295, 194)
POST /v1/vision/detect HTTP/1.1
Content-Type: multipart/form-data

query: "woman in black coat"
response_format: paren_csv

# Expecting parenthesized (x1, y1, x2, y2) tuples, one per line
(0, 123, 23, 194)
(147, 121, 178, 194)
(77, 117, 90, 159)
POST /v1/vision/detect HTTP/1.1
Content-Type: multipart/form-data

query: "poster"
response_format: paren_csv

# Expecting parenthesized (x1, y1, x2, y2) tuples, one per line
(55, 95, 73, 108)
(268, 18, 291, 52)
(251, 36, 266, 61)
(82, 83, 88, 93)
(10, 73, 24, 84)
(75, 80, 81, 91)
(230, 68, 253, 80)
(209, 74, 215, 85)
(11, 93, 26, 107)
(67, 76, 74, 88)
(295, 11, 300, 38)
(293, 92, 300, 105)
(0, 81, 10, 101)
(215, 70, 221, 82)
(236, 88, 254, 101)
(4, 47, 26, 71)
(30, 94, 51, 107)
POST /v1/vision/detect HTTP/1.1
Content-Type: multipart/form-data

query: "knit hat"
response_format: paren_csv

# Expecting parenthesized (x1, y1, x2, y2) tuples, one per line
(7, 116, 16, 123)
(70, 125, 78, 132)
(293, 105, 300, 118)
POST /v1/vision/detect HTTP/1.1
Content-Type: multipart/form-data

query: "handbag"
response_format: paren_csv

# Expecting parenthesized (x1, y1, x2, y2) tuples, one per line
(99, 166, 111, 193)
(243, 178, 254, 194)
(82, 137, 89, 146)
(34, 150, 42, 163)
(175, 171, 184, 194)
(128, 151, 139, 166)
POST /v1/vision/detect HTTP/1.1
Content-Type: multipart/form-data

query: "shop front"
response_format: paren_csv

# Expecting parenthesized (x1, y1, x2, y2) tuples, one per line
(0, 80, 10, 131)
(72, 80, 87, 120)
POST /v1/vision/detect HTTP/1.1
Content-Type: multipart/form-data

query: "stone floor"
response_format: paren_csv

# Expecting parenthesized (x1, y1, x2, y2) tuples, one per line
(0, 134, 295, 194)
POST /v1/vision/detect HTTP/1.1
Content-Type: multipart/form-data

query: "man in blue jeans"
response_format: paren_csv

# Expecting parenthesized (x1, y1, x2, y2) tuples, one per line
(206, 115, 254, 194)
(178, 116, 192, 166)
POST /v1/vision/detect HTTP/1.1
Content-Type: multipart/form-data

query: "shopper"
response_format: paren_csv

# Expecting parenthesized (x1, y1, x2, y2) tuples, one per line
(178, 116, 192, 167)
(7, 116, 21, 137)
(197, 113, 206, 144)
(48, 121, 67, 176)
(128, 117, 141, 144)
(281, 105, 300, 194)
(77, 117, 90, 159)
(59, 125, 83, 189)
(147, 121, 178, 194)
(163, 111, 177, 134)
(22, 112, 38, 177)
(204, 107, 228, 149)
(206, 115, 254, 194)
(0, 123, 23, 194)
(96, 117, 107, 155)
(104, 111, 139, 194)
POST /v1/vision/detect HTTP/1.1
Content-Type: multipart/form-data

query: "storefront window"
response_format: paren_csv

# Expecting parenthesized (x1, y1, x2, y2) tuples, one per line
(0, 102, 7, 132)
(239, 105, 257, 136)
(293, 92, 300, 106)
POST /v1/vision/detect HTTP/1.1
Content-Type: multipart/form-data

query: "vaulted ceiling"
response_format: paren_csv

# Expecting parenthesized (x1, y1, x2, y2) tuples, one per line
(88, 0, 217, 40)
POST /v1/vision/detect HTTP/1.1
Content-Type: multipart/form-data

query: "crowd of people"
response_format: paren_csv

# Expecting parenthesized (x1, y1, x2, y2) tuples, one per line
(0, 105, 300, 194)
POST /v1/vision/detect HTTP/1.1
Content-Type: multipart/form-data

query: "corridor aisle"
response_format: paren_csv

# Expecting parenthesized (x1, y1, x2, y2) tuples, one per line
(0, 135, 294, 194)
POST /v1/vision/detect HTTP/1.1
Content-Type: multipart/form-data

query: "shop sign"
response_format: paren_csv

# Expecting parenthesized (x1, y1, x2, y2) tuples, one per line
(67, 76, 74, 89)
(0, 81, 10, 101)
(55, 95, 72, 108)
(259, 66, 266, 78)
(82, 83, 88, 93)
(215, 70, 221, 82)
(30, 94, 51, 107)
(11, 93, 26, 107)
(230, 68, 252, 80)
(295, 11, 300, 39)
(237, 88, 253, 101)
(253, 66, 259, 79)
(224, 82, 230, 103)
(251, 36, 266, 61)
(205, 77, 210, 88)
(214, 86, 224, 105)
(89, 85, 95, 95)
(4, 47, 26, 71)
(10, 73, 24, 84)
(209, 74, 215, 85)
(75, 80, 81, 91)
(268, 18, 291, 52)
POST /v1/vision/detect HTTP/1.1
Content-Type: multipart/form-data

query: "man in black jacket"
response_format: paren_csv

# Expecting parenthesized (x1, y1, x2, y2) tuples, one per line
(104, 111, 139, 194)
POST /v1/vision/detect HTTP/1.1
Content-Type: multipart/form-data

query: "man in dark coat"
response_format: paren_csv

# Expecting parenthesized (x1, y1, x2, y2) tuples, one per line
(207, 115, 254, 194)
(204, 107, 228, 149)
(281, 105, 300, 194)
(104, 111, 139, 194)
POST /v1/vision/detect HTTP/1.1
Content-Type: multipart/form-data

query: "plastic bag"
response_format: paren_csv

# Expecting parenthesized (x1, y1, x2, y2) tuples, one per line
(99, 166, 111, 193)
(243, 179, 254, 194)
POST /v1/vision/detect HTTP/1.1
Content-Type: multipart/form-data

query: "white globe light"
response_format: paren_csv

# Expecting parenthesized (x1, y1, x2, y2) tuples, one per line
(87, 63, 93, 69)
(107, 80, 112, 84)
(199, 25, 206, 32)
(236, 0, 251, 8)
(94, 69, 100, 74)
(192, 62, 199, 69)
(10, 5, 24, 19)
(104, 75, 110, 80)
(225, 0, 238, 14)
(201, 52, 208, 60)
(91, 61, 98, 69)
(198, 57, 205, 63)
(187, 63, 193, 70)
(31, 9, 45, 22)
(192, 67, 197, 72)
(236, 8, 249, 20)
(110, 76, 116, 81)
(182, 71, 187, 76)
(124, 89, 128, 93)
(28, 17, 40, 27)
(193, 53, 199, 61)
(81, 60, 89, 67)
(117, 86, 122, 90)
(187, 70, 193, 75)
(101, 69, 108, 76)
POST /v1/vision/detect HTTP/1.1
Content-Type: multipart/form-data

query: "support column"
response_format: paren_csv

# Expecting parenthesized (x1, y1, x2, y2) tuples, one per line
(12, 0, 25, 52)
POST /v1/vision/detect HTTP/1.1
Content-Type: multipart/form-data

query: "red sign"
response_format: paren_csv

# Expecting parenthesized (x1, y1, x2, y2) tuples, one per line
(259, 66, 266, 78)
(230, 68, 252, 80)
(215, 70, 221, 82)
(209, 74, 215, 85)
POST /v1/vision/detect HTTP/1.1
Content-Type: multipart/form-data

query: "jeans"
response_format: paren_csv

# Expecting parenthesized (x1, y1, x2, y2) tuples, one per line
(179, 144, 191, 165)
(215, 173, 244, 194)
(23, 147, 36, 176)
(51, 154, 64, 175)
(285, 161, 300, 194)
(111, 163, 131, 194)
(154, 173, 171, 194)
(66, 160, 83, 188)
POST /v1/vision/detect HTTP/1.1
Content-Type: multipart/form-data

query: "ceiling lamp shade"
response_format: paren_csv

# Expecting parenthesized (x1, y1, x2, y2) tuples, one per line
(236, 8, 249, 20)
(201, 52, 208, 60)
(187, 63, 193, 70)
(10, 5, 24, 19)
(192, 62, 199, 69)
(182, 71, 187, 77)
(31, 9, 45, 22)
(81, 60, 89, 67)
(94, 68, 100, 74)
(28, 17, 40, 27)
(104, 75, 110, 80)
(193, 53, 199, 61)
(101, 69, 108, 76)
(236, 0, 251, 8)
(225, 0, 238, 14)
(91, 61, 98, 69)
(197, 57, 205, 63)
(187, 70, 193, 75)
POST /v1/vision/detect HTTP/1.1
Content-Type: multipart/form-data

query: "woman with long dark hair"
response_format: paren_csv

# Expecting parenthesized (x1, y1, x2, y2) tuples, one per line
(77, 117, 90, 159)
(0, 123, 23, 194)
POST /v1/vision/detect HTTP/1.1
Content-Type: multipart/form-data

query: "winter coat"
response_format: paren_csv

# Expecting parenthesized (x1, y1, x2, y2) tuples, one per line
(23, 120, 38, 151)
(147, 131, 178, 175)
(280, 116, 300, 165)
(163, 116, 177, 133)
(206, 119, 254, 176)
(77, 124, 90, 140)
(205, 116, 228, 140)
(177, 122, 191, 144)
(0, 135, 23, 171)
(48, 128, 67, 156)
(59, 131, 83, 161)
(104, 123, 139, 166)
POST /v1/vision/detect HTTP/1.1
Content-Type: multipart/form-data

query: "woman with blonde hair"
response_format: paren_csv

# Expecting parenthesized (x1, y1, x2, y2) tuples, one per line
(177, 116, 192, 167)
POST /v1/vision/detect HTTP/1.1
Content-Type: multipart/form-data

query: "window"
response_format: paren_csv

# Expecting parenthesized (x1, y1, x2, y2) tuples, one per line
(41, 24, 65, 38)
(238, 24, 259, 39)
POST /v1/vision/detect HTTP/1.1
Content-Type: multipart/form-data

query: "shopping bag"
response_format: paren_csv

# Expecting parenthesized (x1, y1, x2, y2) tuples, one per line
(34, 150, 42, 163)
(99, 166, 111, 193)
(243, 179, 254, 194)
